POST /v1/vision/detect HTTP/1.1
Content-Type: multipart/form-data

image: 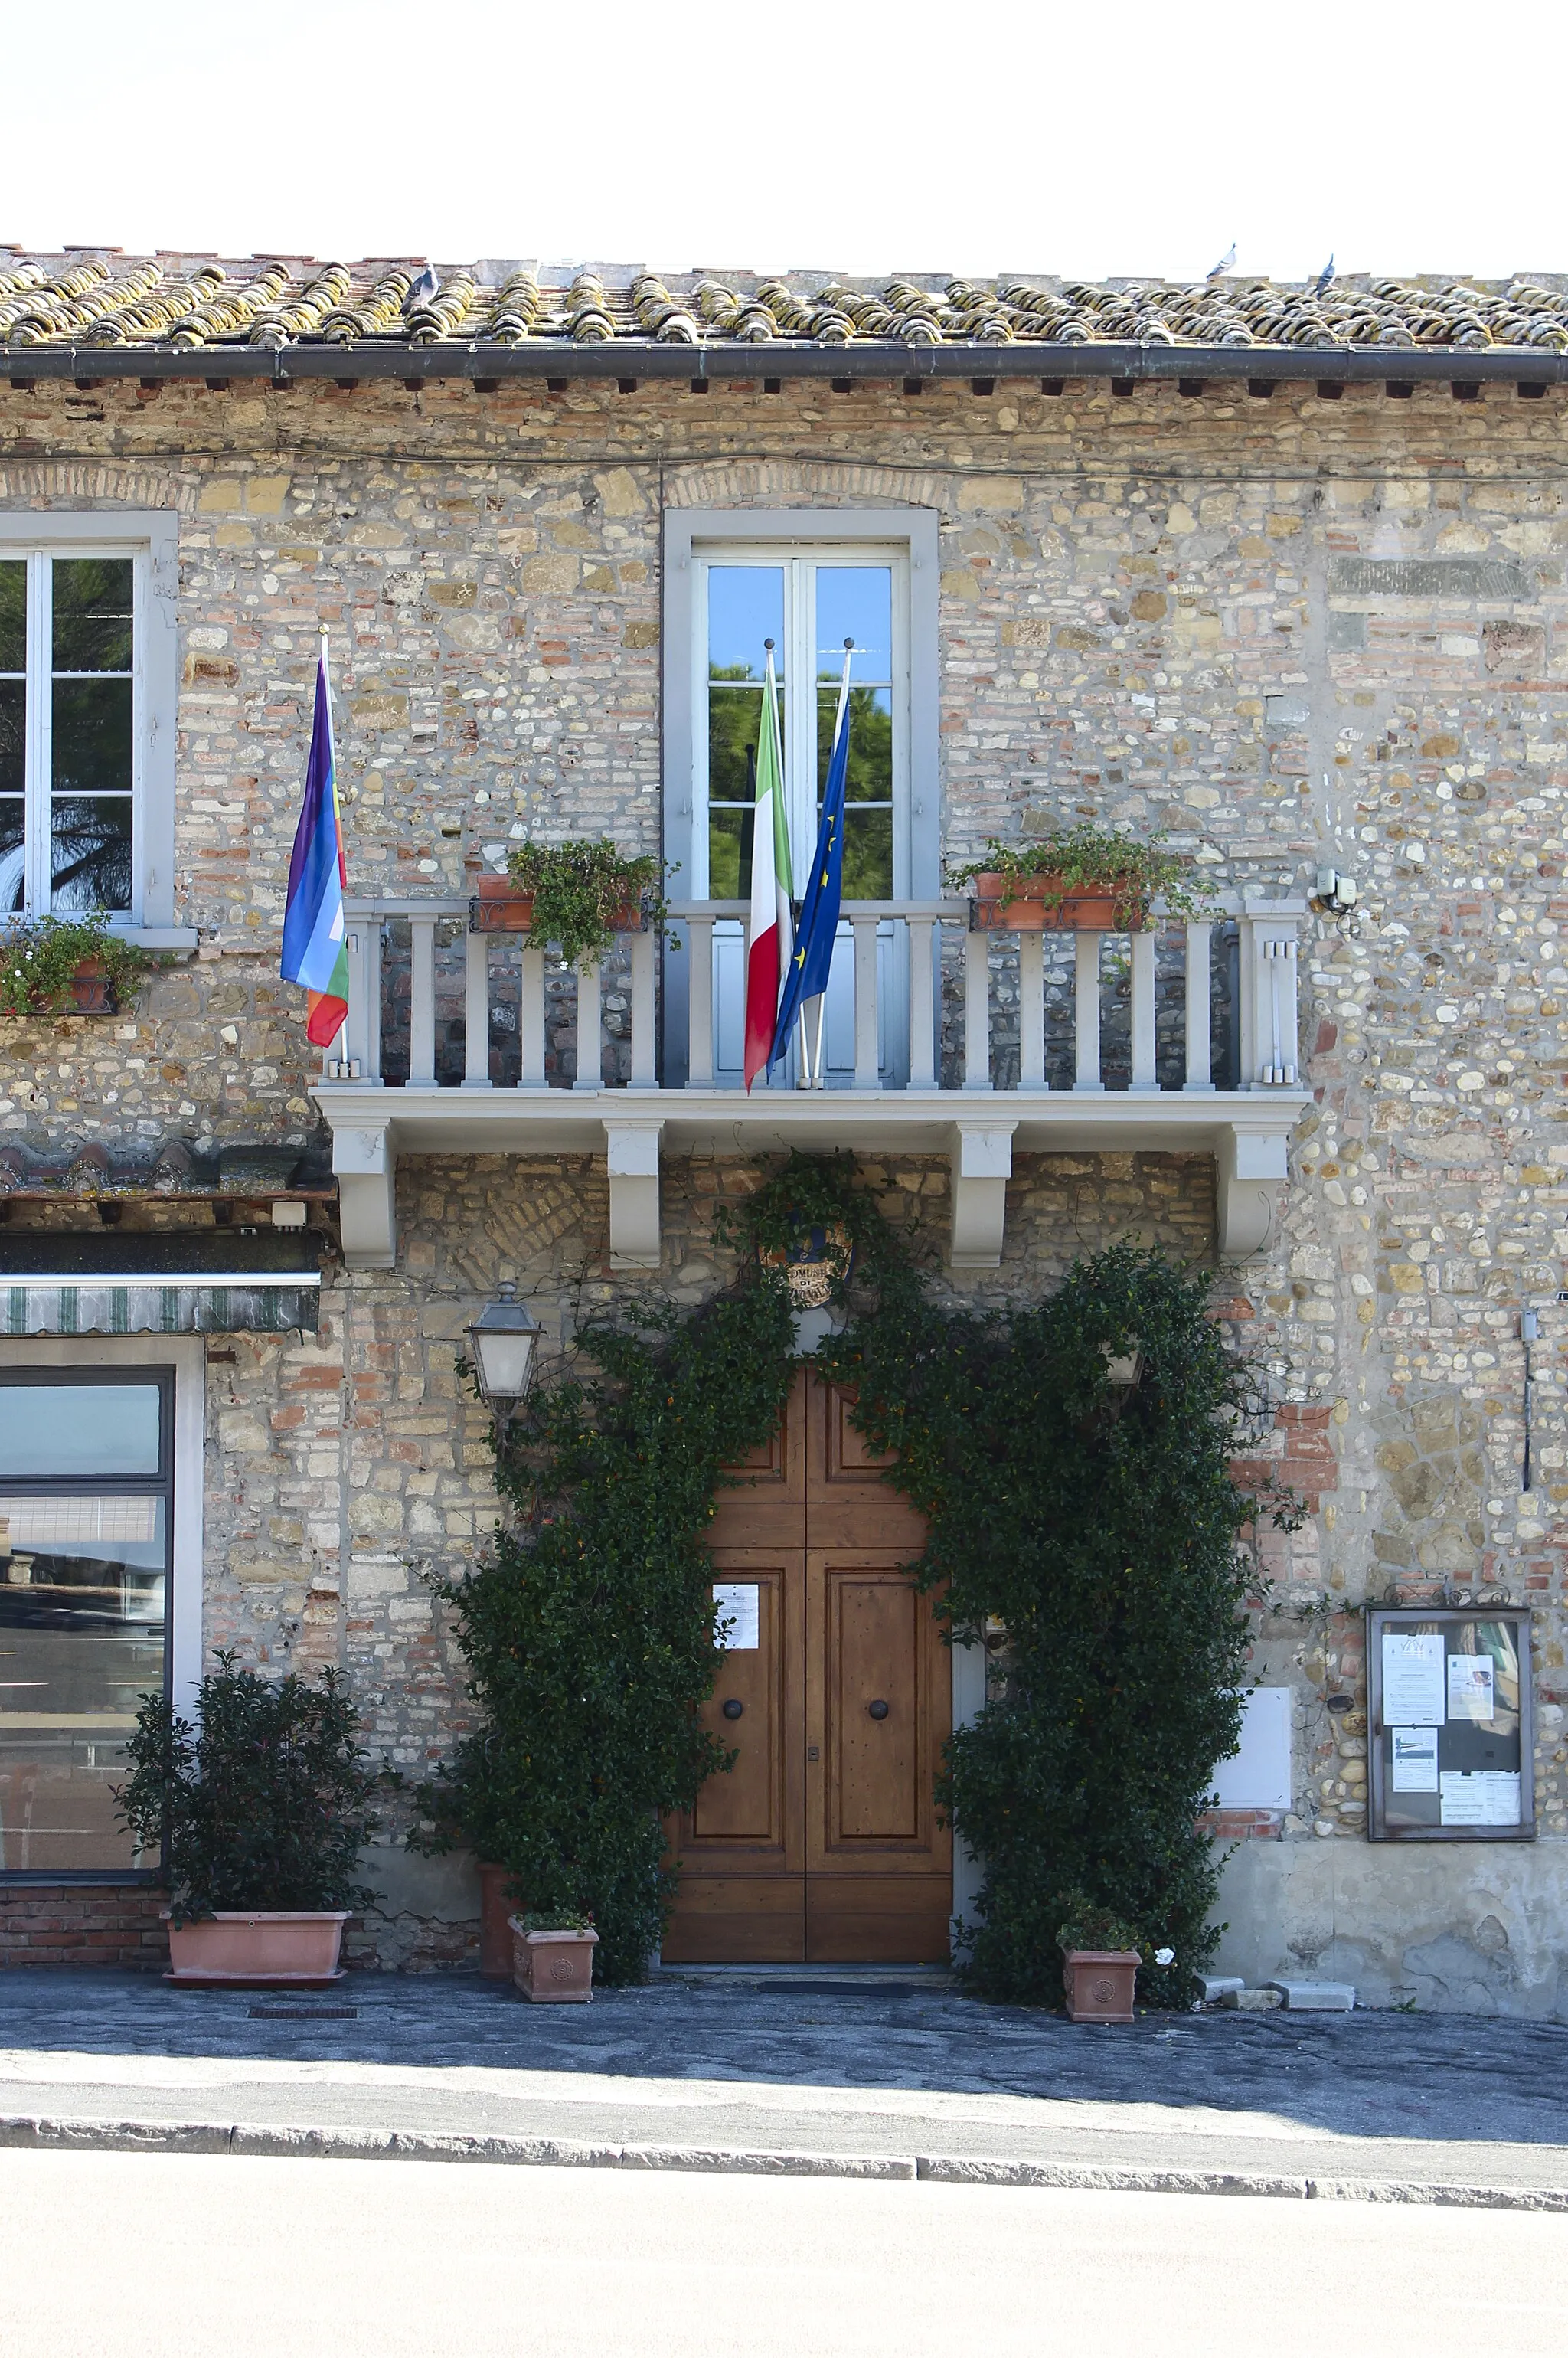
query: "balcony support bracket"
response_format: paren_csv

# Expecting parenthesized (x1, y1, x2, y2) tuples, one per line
(949, 1120, 1016, 1269)
(606, 1118, 664, 1270)
(1219, 1119, 1292, 1260)
(334, 1118, 397, 1271)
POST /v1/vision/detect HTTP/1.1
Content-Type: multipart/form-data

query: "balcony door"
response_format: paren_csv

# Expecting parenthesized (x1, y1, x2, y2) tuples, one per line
(693, 548, 910, 1088)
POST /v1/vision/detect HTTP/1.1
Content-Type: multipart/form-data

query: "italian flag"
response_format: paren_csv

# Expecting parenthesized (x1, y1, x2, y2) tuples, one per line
(743, 647, 792, 1091)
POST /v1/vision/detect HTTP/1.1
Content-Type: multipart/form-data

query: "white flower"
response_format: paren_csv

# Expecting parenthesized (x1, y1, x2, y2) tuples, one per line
(1155, 1947, 1175, 1966)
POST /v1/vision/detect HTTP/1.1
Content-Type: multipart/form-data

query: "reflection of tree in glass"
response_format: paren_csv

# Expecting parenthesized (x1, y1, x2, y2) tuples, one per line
(816, 685, 892, 803)
(51, 800, 132, 910)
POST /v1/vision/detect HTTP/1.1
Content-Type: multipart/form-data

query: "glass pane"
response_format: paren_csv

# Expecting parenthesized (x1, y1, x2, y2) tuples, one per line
(0, 796, 21, 913)
(0, 560, 23, 672)
(51, 794, 132, 911)
(52, 558, 134, 672)
(818, 685, 893, 804)
(0, 677, 22, 793)
(708, 684, 764, 806)
(709, 806, 752, 900)
(840, 809, 893, 898)
(707, 566, 784, 680)
(0, 1383, 162, 1477)
(52, 676, 132, 795)
(0, 1494, 167, 1874)
(816, 567, 892, 682)
(1377, 1617, 1524, 1836)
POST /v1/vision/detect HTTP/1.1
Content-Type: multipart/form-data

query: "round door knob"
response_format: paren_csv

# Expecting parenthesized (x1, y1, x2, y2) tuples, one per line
(721, 1698, 744, 1721)
(867, 1699, 890, 1720)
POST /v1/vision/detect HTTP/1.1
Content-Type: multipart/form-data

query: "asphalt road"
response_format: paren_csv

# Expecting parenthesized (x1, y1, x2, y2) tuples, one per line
(5, 2147, 1566, 2357)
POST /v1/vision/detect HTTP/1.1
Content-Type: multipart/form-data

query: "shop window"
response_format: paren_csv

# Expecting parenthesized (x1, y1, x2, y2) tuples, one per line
(0, 1368, 173, 1877)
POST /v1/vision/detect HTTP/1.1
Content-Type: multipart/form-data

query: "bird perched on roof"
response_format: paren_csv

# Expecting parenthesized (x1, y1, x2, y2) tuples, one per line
(1313, 253, 1336, 298)
(403, 266, 439, 312)
(1206, 244, 1236, 282)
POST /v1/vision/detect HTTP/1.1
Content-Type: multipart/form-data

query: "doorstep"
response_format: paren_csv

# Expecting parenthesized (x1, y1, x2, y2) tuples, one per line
(657, 1962, 956, 1996)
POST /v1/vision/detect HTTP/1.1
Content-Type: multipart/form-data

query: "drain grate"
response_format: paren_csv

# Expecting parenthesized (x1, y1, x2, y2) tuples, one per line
(247, 2006, 360, 2020)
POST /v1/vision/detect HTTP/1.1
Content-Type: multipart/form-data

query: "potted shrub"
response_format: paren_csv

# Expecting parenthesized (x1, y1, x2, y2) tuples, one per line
(1058, 1895, 1142, 2023)
(949, 826, 1211, 934)
(508, 1909, 599, 2003)
(0, 914, 153, 1017)
(466, 838, 665, 962)
(116, 1652, 383, 1984)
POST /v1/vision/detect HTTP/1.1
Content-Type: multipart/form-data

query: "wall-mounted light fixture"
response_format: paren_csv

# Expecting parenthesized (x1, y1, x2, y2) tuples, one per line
(465, 1283, 543, 1434)
(1103, 1344, 1143, 1388)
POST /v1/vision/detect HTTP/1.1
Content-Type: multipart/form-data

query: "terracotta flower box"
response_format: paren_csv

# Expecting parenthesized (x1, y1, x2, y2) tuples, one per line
(508, 1915, 598, 2003)
(67, 957, 116, 1013)
(162, 1908, 351, 1984)
(968, 872, 1144, 934)
(1062, 1945, 1141, 2023)
(466, 867, 644, 940)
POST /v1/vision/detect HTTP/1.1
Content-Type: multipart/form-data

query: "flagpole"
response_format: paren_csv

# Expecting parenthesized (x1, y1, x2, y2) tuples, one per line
(319, 629, 346, 1068)
(807, 643, 854, 1088)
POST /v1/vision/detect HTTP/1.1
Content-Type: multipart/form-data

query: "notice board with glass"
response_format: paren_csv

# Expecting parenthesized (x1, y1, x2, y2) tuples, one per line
(1367, 1607, 1534, 1843)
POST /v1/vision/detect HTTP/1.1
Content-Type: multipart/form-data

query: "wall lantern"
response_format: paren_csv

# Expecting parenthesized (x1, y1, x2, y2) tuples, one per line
(1103, 1344, 1143, 1388)
(465, 1283, 542, 1431)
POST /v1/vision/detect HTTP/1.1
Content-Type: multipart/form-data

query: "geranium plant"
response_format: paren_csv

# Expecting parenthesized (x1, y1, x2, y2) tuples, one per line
(505, 838, 668, 967)
(946, 824, 1214, 927)
(0, 913, 154, 1017)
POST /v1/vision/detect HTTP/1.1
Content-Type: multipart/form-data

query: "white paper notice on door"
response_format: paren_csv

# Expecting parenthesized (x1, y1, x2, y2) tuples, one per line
(1390, 1728, 1439, 1792)
(1439, 1771, 1521, 1827)
(713, 1583, 760, 1651)
(1382, 1631, 1445, 1726)
(1447, 1654, 1494, 1722)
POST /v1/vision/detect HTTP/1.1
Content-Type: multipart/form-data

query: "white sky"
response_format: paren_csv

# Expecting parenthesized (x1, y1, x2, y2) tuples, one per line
(2, 0, 1561, 285)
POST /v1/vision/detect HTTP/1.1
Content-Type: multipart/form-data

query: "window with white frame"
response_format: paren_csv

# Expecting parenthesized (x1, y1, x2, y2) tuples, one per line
(660, 509, 939, 1087)
(0, 515, 179, 931)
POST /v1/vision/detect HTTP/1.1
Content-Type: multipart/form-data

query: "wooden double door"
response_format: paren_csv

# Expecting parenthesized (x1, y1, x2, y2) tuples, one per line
(663, 1368, 951, 1964)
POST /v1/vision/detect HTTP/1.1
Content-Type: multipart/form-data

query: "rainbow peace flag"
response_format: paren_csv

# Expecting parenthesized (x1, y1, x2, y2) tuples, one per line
(280, 640, 349, 1047)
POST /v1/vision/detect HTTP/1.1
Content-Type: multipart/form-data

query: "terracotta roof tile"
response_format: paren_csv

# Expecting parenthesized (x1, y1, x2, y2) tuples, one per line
(5, 253, 1568, 358)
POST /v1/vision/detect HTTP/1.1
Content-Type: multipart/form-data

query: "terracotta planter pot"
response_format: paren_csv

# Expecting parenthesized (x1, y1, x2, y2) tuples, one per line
(477, 1862, 516, 1978)
(508, 1915, 598, 2003)
(466, 865, 645, 941)
(968, 872, 1144, 934)
(1062, 1946, 1141, 2023)
(67, 957, 116, 1013)
(162, 1909, 350, 1984)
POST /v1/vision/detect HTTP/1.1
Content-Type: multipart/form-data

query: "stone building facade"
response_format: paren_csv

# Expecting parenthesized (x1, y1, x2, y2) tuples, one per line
(1, 254, 1565, 2010)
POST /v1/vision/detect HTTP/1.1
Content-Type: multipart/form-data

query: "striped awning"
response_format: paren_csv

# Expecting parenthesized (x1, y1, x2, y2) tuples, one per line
(0, 1235, 323, 1335)
(2, 1274, 319, 1336)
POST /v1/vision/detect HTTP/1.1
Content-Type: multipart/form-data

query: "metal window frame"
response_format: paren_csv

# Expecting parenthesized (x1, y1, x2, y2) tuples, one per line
(0, 1339, 203, 1886)
(1366, 1604, 1536, 1844)
(0, 512, 179, 929)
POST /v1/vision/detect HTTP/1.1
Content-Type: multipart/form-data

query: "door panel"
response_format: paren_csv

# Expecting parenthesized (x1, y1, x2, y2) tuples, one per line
(807, 1552, 951, 1877)
(826, 1571, 921, 1841)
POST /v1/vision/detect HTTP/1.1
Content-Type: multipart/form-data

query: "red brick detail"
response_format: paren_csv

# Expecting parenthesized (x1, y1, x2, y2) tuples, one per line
(1196, 1810, 1285, 1840)
(0, 1885, 169, 1968)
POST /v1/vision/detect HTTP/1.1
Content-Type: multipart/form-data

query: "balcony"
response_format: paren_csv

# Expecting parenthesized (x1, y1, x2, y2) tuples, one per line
(312, 894, 1311, 1271)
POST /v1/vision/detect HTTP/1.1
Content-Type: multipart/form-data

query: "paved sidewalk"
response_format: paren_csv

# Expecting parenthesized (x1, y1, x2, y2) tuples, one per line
(2, 1967, 1567, 2204)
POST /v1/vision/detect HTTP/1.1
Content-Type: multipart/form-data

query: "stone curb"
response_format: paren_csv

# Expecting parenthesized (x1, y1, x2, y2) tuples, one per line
(2, 2112, 1566, 2212)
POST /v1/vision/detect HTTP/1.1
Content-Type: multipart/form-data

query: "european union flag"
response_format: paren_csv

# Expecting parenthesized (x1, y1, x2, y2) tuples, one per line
(769, 646, 852, 1078)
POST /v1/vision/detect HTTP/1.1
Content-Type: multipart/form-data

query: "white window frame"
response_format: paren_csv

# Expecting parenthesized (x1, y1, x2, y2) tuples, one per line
(662, 507, 939, 1084)
(0, 512, 180, 936)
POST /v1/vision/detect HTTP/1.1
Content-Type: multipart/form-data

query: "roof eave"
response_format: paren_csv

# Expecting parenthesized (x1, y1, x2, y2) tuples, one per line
(4, 338, 1563, 386)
